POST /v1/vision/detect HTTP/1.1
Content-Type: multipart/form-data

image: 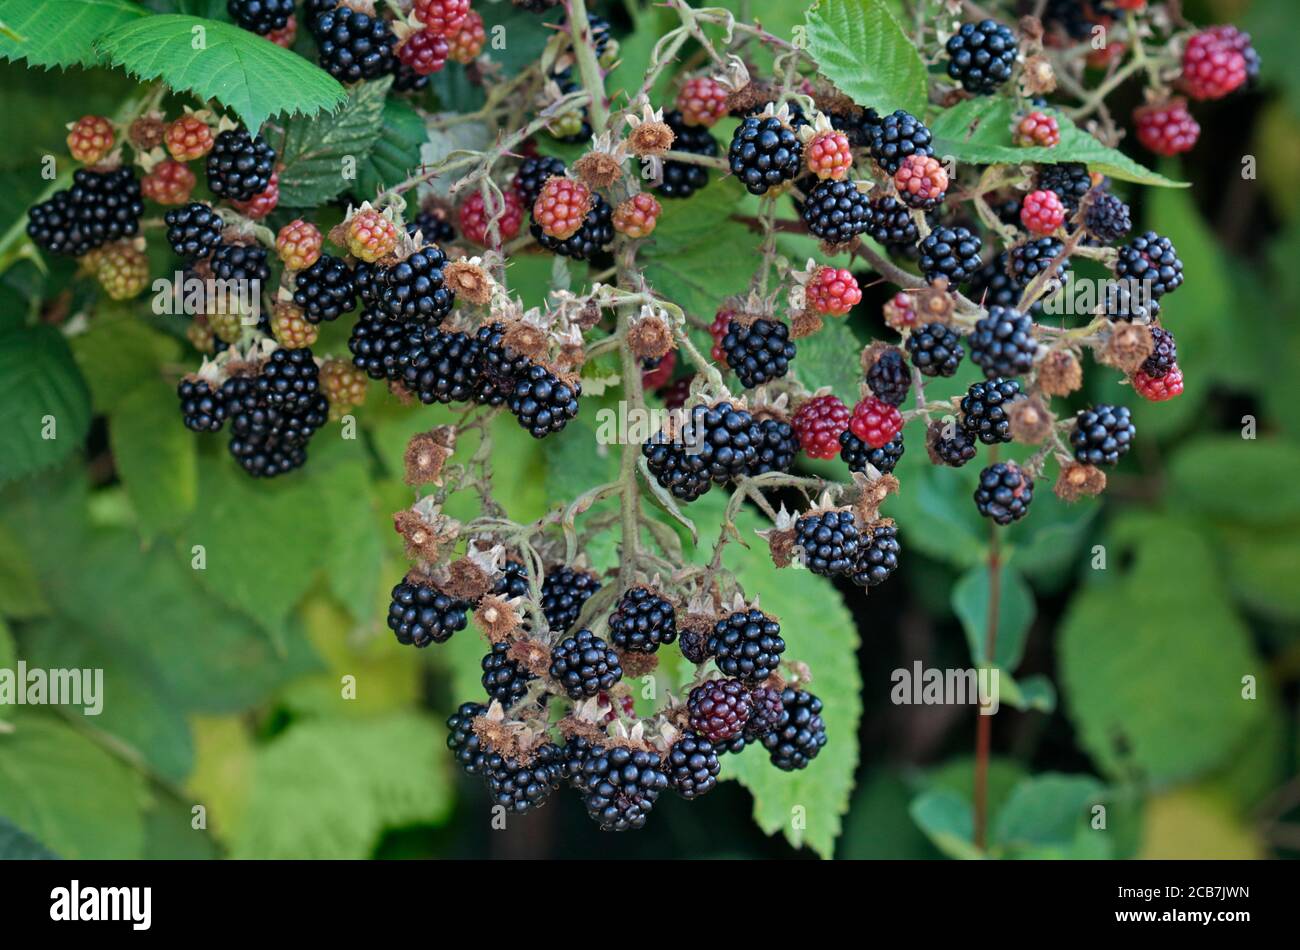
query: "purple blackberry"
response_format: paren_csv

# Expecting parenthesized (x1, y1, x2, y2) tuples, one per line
(1142, 325, 1177, 378)
(1084, 191, 1132, 243)
(548, 628, 622, 699)
(762, 688, 827, 771)
(974, 461, 1034, 525)
(687, 678, 753, 742)
(960, 377, 1022, 444)
(707, 608, 785, 685)
(608, 586, 677, 653)
(906, 321, 964, 377)
(1071, 404, 1135, 466)
(793, 508, 861, 576)
(744, 685, 785, 739)
(720, 318, 796, 388)
(387, 577, 470, 646)
(969, 306, 1037, 378)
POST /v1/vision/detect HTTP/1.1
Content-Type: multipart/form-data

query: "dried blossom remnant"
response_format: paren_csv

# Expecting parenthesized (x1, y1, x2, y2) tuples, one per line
(573, 150, 625, 190)
(1054, 461, 1107, 502)
(1008, 395, 1054, 444)
(403, 426, 456, 486)
(851, 471, 899, 525)
(627, 310, 674, 360)
(500, 319, 548, 361)
(476, 595, 525, 642)
(445, 557, 494, 603)
(1102, 323, 1156, 375)
(617, 649, 659, 679)
(790, 309, 824, 339)
(443, 259, 493, 305)
(393, 507, 459, 562)
(625, 102, 676, 157)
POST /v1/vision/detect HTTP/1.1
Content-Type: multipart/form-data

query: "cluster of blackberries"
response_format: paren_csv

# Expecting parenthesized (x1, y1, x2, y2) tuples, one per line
(793, 509, 901, 590)
(27, 167, 144, 257)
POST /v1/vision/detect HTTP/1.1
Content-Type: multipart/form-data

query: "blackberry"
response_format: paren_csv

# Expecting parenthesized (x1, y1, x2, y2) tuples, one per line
(867, 350, 910, 407)
(228, 0, 294, 34)
(539, 566, 600, 634)
(484, 744, 563, 814)
(960, 377, 1022, 444)
(178, 378, 226, 432)
(906, 321, 964, 377)
(1101, 279, 1161, 323)
(747, 417, 799, 475)
(575, 745, 668, 831)
(867, 109, 934, 174)
(657, 110, 718, 199)
(530, 192, 614, 261)
(481, 642, 535, 705)
(256, 346, 321, 414)
(1142, 325, 1177, 378)
(549, 628, 622, 699)
(863, 194, 920, 251)
(641, 433, 713, 502)
(1084, 191, 1132, 243)
(310, 5, 396, 82)
(931, 427, 977, 467)
(513, 155, 567, 207)
(446, 701, 487, 775)
(410, 211, 455, 246)
(380, 244, 454, 322)
(762, 688, 827, 771)
(918, 226, 982, 284)
(946, 19, 1017, 94)
(968, 253, 1024, 309)
(608, 586, 677, 653)
(677, 627, 711, 665)
(679, 400, 762, 483)
(348, 307, 408, 380)
(851, 523, 900, 588)
(707, 608, 785, 684)
(829, 108, 874, 148)
(840, 429, 904, 474)
(390, 62, 429, 94)
(720, 317, 796, 388)
(745, 685, 785, 739)
(227, 431, 310, 477)
(969, 306, 1037, 378)
(801, 178, 871, 245)
(492, 558, 531, 600)
(1071, 404, 1135, 466)
(292, 253, 357, 323)
(402, 325, 482, 404)
(353, 259, 385, 307)
(27, 167, 144, 257)
(974, 461, 1034, 525)
(1041, 0, 1093, 40)
(164, 202, 223, 260)
(793, 508, 860, 576)
(1036, 162, 1091, 214)
(220, 373, 325, 477)
(210, 241, 271, 286)
(728, 113, 802, 195)
(206, 129, 276, 202)
(665, 735, 720, 800)
(687, 678, 752, 743)
(1008, 237, 1066, 285)
(473, 322, 531, 406)
(387, 577, 470, 646)
(508, 363, 582, 437)
(1115, 231, 1184, 299)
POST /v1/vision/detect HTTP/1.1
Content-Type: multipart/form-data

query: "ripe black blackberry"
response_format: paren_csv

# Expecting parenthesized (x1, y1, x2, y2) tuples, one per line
(839, 430, 904, 474)
(1008, 237, 1066, 285)
(309, 4, 395, 82)
(867, 349, 910, 407)
(446, 702, 487, 775)
(1142, 325, 1177, 378)
(720, 317, 796, 388)
(1101, 278, 1160, 323)
(863, 194, 920, 250)
(575, 745, 668, 831)
(508, 363, 582, 437)
(205, 129, 276, 202)
(353, 259, 385, 307)
(228, 0, 294, 34)
(549, 628, 622, 699)
(210, 241, 271, 287)
(969, 306, 1037, 378)
(292, 254, 357, 324)
(481, 642, 535, 705)
(164, 202, 223, 261)
(1115, 231, 1184, 298)
(930, 425, 977, 467)
(681, 400, 762, 482)
(178, 378, 226, 432)
(677, 627, 711, 665)
(707, 608, 786, 684)
(409, 211, 455, 246)
(974, 461, 1034, 525)
(762, 688, 827, 771)
(347, 308, 408, 380)
(745, 685, 785, 739)
(492, 558, 531, 600)
(27, 167, 144, 257)
(747, 417, 799, 476)
(608, 586, 678, 653)
(1084, 191, 1132, 243)
(1036, 162, 1091, 213)
(946, 19, 1017, 94)
(380, 244, 454, 322)
(530, 192, 614, 261)
(227, 431, 310, 477)
(851, 523, 900, 588)
(728, 113, 802, 195)
(256, 346, 321, 415)
(401, 325, 483, 404)
(642, 431, 713, 502)
(539, 566, 600, 634)
(391, 62, 429, 94)
(220, 374, 313, 477)
(657, 110, 718, 199)
(829, 108, 874, 148)
(473, 322, 531, 406)
(960, 377, 1022, 444)
(484, 744, 563, 814)
(665, 735, 720, 800)
(968, 253, 1024, 309)
(794, 508, 860, 576)
(867, 109, 934, 174)
(919, 226, 982, 285)
(1071, 404, 1135, 466)
(387, 577, 470, 647)
(906, 321, 964, 377)
(801, 178, 871, 245)
(513, 155, 567, 207)
(687, 678, 752, 742)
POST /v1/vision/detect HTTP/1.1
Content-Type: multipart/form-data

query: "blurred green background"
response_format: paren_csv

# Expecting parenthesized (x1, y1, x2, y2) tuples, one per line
(0, 0, 1298, 859)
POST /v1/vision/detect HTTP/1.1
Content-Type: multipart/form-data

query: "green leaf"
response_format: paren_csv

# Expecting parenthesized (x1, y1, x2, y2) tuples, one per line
(110, 380, 198, 537)
(838, 770, 941, 859)
(275, 77, 391, 208)
(0, 522, 48, 620)
(951, 563, 1035, 670)
(70, 311, 182, 414)
(1168, 436, 1300, 524)
(998, 672, 1056, 714)
(0, 324, 91, 483)
(0, 815, 59, 859)
(0, 0, 147, 69)
(792, 317, 865, 405)
(805, 0, 927, 116)
(930, 99, 1185, 187)
(909, 789, 980, 859)
(0, 712, 147, 858)
(228, 713, 453, 859)
(993, 773, 1108, 859)
(94, 14, 346, 132)
(353, 97, 427, 203)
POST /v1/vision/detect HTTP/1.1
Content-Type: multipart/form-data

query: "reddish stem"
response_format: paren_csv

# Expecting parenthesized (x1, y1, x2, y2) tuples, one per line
(973, 453, 1002, 852)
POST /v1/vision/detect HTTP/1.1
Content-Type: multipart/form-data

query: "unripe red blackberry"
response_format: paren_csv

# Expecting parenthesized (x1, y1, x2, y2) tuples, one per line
(806, 266, 861, 315)
(446, 10, 486, 63)
(612, 193, 662, 238)
(676, 76, 730, 127)
(1135, 100, 1200, 157)
(141, 159, 196, 206)
(849, 395, 903, 449)
(1014, 111, 1060, 148)
(532, 176, 591, 240)
(345, 208, 399, 262)
(1020, 188, 1066, 236)
(792, 394, 851, 460)
(276, 219, 323, 271)
(1133, 364, 1183, 402)
(805, 129, 854, 180)
(165, 115, 215, 162)
(893, 154, 948, 210)
(67, 115, 115, 164)
(687, 678, 753, 742)
(1181, 27, 1249, 100)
